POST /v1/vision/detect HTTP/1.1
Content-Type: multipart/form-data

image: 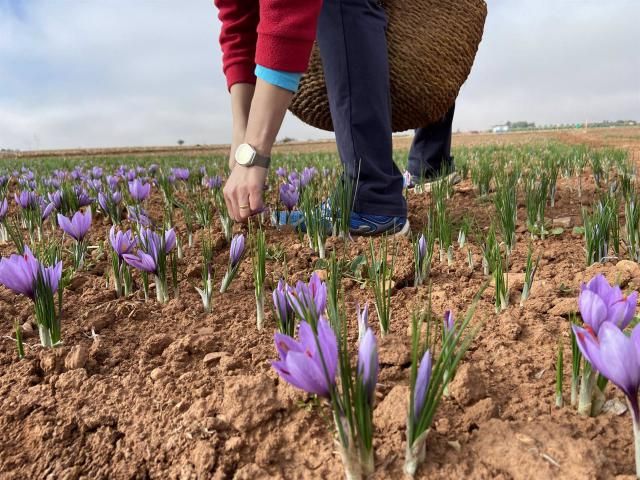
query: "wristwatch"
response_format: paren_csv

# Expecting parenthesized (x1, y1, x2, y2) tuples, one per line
(234, 143, 271, 168)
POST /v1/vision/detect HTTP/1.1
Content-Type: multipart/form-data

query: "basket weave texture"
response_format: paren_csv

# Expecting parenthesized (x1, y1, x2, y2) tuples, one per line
(289, 0, 487, 132)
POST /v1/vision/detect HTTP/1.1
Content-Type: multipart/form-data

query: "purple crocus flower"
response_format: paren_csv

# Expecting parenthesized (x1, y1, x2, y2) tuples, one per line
(122, 228, 175, 274)
(288, 171, 300, 188)
(139, 227, 176, 257)
(357, 303, 369, 342)
(106, 175, 120, 190)
(443, 310, 455, 333)
(57, 209, 92, 241)
(271, 317, 338, 397)
(205, 175, 223, 189)
(574, 322, 640, 419)
(98, 191, 123, 213)
(88, 179, 102, 192)
(171, 168, 190, 181)
(413, 350, 433, 421)
(41, 202, 55, 220)
(229, 234, 245, 268)
(279, 183, 299, 211)
(300, 167, 317, 187)
(71, 167, 83, 180)
(122, 250, 157, 273)
(0, 198, 8, 220)
(418, 234, 427, 261)
(15, 191, 39, 209)
(126, 169, 137, 182)
(48, 191, 62, 209)
(109, 226, 137, 258)
(579, 274, 638, 334)
(0, 246, 39, 298)
(97, 192, 108, 212)
(273, 279, 294, 326)
(275, 167, 287, 178)
(358, 327, 379, 404)
(148, 164, 159, 175)
(288, 272, 327, 321)
(74, 186, 92, 207)
(403, 170, 412, 188)
(0, 246, 61, 299)
(91, 167, 103, 179)
(128, 179, 151, 202)
(127, 206, 151, 227)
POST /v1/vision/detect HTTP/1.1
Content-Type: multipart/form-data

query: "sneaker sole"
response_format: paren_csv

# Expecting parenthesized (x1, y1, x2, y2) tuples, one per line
(411, 172, 461, 193)
(350, 218, 411, 238)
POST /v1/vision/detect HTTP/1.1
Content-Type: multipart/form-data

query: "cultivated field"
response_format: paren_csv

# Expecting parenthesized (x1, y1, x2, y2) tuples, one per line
(1, 126, 640, 479)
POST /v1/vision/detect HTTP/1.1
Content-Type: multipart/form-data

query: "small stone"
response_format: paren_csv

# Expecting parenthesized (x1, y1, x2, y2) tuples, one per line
(435, 418, 451, 434)
(602, 398, 628, 416)
(150, 367, 165, 381)
(449, 363, 487, 406)
(515, 432, 536, 446)
(552, 217, 572, 228)
(448, 440, 462, 452)
(64, 345, 89, 370)
(203, 352, 227, 367)
(20, 321, 35, 338)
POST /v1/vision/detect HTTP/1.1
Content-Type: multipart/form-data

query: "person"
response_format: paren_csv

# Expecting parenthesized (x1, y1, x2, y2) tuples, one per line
(215, 0, 456, 236)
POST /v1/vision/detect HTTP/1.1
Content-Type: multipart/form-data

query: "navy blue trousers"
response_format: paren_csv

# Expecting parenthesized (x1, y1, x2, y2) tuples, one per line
(317, 0, 455, 216)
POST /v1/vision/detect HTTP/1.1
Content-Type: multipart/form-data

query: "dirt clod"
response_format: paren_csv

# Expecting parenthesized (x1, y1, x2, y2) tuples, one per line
(449, 363, 487, 406)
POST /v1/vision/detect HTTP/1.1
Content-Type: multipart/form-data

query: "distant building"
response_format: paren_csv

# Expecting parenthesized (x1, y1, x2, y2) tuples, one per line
(492, 125, 510, 133)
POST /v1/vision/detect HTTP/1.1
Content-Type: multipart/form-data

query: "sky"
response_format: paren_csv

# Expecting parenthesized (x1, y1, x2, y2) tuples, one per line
(0, 0, 638, 150)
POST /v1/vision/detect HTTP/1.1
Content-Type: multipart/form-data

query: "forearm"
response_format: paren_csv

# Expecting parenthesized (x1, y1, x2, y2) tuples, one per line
(243, 78, 294, 157)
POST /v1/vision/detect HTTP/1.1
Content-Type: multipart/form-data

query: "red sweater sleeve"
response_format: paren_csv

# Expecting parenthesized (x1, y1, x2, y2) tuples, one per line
(256, 0, 323, 73)
(214, 0, 259, 90)
(214, 0, 322, 89)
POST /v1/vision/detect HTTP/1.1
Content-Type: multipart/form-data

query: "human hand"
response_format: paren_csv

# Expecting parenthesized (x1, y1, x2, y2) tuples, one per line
(223, 164, 268, 222)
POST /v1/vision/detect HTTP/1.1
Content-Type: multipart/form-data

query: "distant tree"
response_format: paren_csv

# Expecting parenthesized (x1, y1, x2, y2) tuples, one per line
(177, 139, 185, 146)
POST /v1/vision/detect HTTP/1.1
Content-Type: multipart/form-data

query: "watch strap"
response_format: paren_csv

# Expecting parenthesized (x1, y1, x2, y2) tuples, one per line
(252, 152, 271, 169)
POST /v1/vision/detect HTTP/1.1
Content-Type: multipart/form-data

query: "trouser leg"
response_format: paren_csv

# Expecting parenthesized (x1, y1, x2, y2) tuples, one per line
(408, 104, 456, 179)
(317, 0, 406, 217)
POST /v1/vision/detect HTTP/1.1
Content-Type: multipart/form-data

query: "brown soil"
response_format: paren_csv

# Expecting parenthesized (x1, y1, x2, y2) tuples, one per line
(1, 130, 640, 479)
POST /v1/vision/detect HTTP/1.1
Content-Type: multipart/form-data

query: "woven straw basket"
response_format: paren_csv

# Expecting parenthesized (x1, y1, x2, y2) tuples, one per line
(289, 0, 487, 132)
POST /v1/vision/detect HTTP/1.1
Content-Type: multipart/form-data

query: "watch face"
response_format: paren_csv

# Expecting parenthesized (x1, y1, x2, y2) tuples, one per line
(235, 143, 256, 166)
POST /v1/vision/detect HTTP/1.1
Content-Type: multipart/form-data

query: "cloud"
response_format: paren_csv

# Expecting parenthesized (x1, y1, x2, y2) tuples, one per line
(0, 0, 638, 149)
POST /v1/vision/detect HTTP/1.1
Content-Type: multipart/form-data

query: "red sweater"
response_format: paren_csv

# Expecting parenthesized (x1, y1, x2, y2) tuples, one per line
(214, 0, 323, 90)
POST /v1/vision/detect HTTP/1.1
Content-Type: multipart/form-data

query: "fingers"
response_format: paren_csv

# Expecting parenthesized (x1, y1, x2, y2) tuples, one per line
(248, 185, 264, 216)
(235, 187, 252, 223)
(223, 183, 239, 223)
(223, 166, 267, 223)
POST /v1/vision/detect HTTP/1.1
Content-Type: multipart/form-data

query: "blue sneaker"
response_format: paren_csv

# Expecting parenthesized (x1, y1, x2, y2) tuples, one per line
(349, 212, 410, 237)
(276, 209, 409, 237)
